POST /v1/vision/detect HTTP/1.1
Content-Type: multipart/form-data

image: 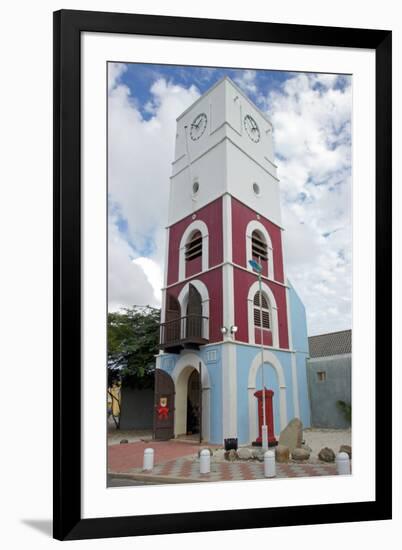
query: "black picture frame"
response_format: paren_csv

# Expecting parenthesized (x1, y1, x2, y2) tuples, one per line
(53, 9, 392, 541)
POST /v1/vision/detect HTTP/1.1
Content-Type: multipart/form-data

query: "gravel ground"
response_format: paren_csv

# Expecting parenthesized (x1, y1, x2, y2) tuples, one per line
(303, 428, 351, 458)
(108, 426, 153, 445)
(197, 428, 352, 464)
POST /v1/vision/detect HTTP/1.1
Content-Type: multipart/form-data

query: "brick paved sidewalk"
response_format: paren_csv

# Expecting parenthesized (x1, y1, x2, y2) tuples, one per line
(110, 456, 339, 483)
(108, 440, 219, 473)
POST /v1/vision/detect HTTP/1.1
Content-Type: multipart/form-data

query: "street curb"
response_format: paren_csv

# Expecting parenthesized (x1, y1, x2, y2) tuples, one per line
(108, 471, 211, 484)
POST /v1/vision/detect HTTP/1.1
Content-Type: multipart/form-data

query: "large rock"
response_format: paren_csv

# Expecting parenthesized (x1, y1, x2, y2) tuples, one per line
(339, 445, 352, 458)
(278, 418, 303, 452)
(292, 448, 310, 461)
(251, 448, 265, 462)
(224, 449, 238, 462)
(237, 447, 253, 460)
(275, 444, 290, 463)
(318, 447, 336, 462)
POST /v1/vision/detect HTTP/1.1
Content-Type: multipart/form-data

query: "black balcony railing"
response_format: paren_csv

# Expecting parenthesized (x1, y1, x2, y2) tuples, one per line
(160, 315, 209, 352)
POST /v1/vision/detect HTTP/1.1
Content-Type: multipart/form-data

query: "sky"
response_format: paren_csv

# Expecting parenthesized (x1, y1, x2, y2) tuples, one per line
(108, 62, 352, 336)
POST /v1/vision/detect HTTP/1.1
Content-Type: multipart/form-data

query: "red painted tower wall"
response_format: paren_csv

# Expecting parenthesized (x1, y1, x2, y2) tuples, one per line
(167, 197, 223, 286)
(231, 197, 285, 283)
(233, 267, 289, 350)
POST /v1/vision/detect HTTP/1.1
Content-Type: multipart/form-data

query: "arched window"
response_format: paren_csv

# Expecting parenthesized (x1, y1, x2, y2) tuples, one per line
(185, 230, 203, 262)
(179, 221, 209, 281)
(253, 291, 271, 330)
(246, 221, 274, 280)
(251, 230, 268, 263)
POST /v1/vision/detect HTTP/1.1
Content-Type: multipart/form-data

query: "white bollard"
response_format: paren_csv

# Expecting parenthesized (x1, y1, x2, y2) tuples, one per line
(264, 450, 276, 478)
(261, 425, 269, 451)
(200, 449, 211, 475)
(336, 451, 351, 475)
(143, 448, 154, 472)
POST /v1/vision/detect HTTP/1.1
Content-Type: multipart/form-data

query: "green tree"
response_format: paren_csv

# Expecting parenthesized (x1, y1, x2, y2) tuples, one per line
(108, 306, 160, 390)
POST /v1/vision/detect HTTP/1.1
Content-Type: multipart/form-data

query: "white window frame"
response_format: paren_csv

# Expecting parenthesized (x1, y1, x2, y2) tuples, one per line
(246, 220, 274, 280)
(253, 290, 271, 330)
(177, 279, 210, 340)
(178, 220, 209, 281)
(247, 280, 279, 347)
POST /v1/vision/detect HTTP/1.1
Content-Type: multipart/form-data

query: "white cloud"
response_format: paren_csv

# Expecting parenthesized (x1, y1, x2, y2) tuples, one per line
(108, 67, 200, 310)
(264, 73, 352, 335)
(234, 70, 258, 95)
(108, 216, 155, 311)
(108, 62, 127, 92)
(132, 257, 163, 305)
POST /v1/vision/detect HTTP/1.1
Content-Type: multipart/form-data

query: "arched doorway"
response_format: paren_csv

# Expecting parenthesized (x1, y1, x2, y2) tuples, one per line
(248, 350, 288, 443)
(255, 363, 280, 438)
(172, 354, 211, 443)
(174, 365, 203, 440)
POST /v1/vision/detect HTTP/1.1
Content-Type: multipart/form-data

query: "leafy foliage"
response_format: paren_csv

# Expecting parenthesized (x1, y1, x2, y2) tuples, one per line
(336, 400, 352, 424)
(108, 306, 160, 389)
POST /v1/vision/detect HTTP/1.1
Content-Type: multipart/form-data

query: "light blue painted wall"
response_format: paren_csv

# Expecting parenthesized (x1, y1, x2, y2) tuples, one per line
(160, 337, 311, 444)
(200, 346, 223, 444)
(287, 280, 311, 427)
(236, 345, 295, 444)
(287, 281, 309, 353)
(236, 346, 251, 445)
(307, 356, 351, 428)
(159, 347, 223, 444)
(296, 352, 311, 427)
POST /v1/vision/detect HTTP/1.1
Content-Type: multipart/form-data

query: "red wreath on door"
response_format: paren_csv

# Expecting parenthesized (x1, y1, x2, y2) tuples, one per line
(156, 397, 169, 420)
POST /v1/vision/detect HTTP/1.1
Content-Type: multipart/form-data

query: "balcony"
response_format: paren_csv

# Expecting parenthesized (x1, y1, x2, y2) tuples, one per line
(160, 314, 209, 353)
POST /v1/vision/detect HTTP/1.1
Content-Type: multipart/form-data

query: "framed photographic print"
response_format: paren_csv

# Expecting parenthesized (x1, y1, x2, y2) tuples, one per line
(53, 9, 392, 541)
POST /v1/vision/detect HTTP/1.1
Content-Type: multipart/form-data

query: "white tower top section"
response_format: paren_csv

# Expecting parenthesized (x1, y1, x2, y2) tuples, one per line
(168, 77, 281, 227)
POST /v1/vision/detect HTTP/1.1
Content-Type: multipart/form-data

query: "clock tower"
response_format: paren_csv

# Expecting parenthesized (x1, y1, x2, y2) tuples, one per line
(154, 77, 310, 445)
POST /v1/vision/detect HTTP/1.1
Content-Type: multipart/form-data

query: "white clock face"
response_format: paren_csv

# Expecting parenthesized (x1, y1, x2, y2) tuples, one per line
(244, 114, 260, 143)
(190, 113, 207, 140)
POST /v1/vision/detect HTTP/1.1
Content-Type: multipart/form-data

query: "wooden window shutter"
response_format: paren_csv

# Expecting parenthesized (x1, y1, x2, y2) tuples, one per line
(251, 230, 268, 261)
(166, 294, 180, 321)
(185, 230, 203, 261)
(253, 291, 271, 329)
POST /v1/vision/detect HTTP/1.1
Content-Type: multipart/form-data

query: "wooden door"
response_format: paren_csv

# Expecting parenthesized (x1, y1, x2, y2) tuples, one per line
(153, 369, 175, 440)
(165, 294, 180, 345)
(186, 283, 202, 338)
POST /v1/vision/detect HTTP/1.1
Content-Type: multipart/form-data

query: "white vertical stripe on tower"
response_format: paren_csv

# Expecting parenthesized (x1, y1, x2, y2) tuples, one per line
(221, 341, 237, 440)
(163, 227, 170, 288)
(222, 194, 234, 333)
(221, 194, 237, 440)
(160, 227, 170, 325)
